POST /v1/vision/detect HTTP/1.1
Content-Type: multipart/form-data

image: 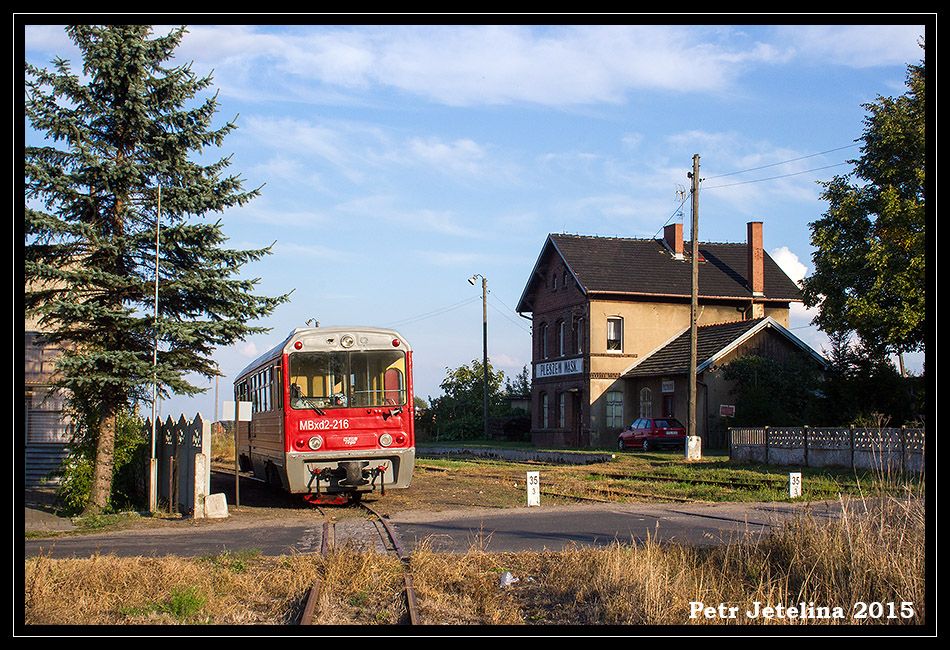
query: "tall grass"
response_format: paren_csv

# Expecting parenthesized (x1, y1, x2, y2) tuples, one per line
(25, 495, 924, 626)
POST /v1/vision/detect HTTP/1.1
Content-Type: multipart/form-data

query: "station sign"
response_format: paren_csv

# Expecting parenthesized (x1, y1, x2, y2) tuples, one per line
(535, 357, 583, 379)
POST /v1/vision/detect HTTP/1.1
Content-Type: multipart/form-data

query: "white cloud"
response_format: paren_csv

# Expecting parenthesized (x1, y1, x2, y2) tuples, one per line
(770, 245, 809, 285)
(168, 25, 783, 108)
(336, 195, 483, 239)
(773, 25, 924, 68)
(405, 137, 487, 176)
(237, 341, 259, 358)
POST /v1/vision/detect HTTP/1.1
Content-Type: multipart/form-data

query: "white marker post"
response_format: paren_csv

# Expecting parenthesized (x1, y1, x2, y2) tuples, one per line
(789, 472, 802, 499)
(526, 471, 540, 507)
(223, 400, 252, 507)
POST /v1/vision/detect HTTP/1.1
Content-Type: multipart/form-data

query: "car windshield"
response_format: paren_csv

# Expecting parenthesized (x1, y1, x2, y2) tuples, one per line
(289, 350, 407, 409)
(654, 419, 684, 429)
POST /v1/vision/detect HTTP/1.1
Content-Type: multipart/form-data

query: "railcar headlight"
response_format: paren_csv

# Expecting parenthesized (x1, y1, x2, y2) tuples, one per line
(341, 334, 355, 348)
(308, 435, 324, 450)
(379, 433, 393, 447)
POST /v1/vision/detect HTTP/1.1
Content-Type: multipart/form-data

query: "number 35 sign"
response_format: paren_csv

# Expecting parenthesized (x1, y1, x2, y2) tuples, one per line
(527, 471, 541, 507)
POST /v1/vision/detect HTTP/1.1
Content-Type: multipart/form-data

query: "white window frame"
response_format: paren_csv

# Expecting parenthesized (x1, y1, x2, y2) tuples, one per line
(607, 316, 623, 352)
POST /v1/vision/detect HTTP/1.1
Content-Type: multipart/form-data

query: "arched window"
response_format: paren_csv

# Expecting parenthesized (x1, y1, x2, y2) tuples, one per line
(539, 323, 548, 359)
(558, 320, 566, 357)
(558, 392, 567, 428)
(639, 387, 653, 418)
(540, 392, 549, 429)
(576, 317, 585, 354)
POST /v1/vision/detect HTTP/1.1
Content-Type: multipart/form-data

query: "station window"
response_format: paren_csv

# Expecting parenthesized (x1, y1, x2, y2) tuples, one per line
(540, 392, 549, 429)
(606, 391, 624, 429)
(639, 387, 653, 419)
(607, 317, 623, 351)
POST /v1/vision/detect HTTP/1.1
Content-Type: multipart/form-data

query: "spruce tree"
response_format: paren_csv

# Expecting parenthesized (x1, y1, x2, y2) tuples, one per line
(25, 25, 288, 513)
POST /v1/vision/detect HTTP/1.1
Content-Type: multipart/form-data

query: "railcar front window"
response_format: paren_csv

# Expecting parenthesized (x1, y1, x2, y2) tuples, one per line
(289, 350, 407, 409)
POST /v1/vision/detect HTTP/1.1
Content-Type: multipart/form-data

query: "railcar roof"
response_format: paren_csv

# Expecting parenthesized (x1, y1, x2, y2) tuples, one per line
(235, 326, 410, 382)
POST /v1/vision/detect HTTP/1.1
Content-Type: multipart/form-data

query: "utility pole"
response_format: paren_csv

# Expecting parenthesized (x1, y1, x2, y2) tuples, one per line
(687, 154, 700, 441)
(469, 274, 489, 440)
(481, 276, 489, 440)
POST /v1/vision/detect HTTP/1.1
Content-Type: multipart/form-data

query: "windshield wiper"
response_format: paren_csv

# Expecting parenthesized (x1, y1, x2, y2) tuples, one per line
(303, 397, 326, 416)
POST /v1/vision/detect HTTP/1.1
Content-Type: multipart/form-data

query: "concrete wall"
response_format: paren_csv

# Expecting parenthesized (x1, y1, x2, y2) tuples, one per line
(730, 427, 925, 474)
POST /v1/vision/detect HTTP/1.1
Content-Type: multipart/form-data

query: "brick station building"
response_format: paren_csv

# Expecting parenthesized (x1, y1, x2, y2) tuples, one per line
(515, 221, 826, 449)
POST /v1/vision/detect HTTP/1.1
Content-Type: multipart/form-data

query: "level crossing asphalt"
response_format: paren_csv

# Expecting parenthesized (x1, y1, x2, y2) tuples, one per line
(23, 500, 848, 559)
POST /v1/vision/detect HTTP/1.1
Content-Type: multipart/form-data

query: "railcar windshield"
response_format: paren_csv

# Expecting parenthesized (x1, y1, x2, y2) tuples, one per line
(289, 350, 407, 409)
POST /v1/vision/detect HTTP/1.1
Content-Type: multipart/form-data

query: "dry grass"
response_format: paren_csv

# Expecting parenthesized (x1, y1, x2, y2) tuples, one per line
(25, 495, 925, 626)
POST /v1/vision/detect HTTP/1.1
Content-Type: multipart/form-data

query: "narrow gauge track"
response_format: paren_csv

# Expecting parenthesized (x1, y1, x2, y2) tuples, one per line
(420, 463, 701, 504)
(359, 501, 421, 626)
(300, 505, 333, 625)
(593, 472, 786, 490)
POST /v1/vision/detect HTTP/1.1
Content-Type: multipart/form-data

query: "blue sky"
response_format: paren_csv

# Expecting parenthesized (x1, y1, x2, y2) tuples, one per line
(23, 22, 927, 421)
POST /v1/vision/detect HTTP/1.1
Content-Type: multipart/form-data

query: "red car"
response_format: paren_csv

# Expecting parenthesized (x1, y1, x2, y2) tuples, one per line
(618, 417, 687, 451)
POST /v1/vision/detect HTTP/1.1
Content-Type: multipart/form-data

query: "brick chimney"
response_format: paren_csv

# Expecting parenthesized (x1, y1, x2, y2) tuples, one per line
(663, 223, 684, 259)
(747, 221, 764, 297)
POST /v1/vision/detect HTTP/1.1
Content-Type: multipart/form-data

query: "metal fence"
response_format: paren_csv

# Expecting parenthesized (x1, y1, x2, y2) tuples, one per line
(146, 414, 212, 516)
(729, 426, 925, 474)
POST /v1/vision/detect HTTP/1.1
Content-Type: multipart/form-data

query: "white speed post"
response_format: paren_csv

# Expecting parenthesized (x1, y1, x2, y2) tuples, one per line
(789, 472, 803, 499)
(223, 400, 252, 507)
(526, 471, 541, 507)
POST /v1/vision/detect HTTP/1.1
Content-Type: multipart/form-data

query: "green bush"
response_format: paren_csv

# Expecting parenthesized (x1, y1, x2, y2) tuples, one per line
(55, 407, 148, 515)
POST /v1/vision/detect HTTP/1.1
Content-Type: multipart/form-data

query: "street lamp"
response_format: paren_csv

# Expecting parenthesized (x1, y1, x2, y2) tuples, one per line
(149, 184, 161, 513)
(468, 274, 489, 440)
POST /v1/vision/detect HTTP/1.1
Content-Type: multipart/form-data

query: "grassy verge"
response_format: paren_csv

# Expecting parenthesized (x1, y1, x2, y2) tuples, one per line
(25, 494, 924, 626)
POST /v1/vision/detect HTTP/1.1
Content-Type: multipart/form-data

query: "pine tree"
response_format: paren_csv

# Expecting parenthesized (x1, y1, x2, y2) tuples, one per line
(25, 25, 289, 513)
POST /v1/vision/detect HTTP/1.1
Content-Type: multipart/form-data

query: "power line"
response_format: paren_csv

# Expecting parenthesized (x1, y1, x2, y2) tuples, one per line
(385, 296, 481, 328)
(703, 144, 859, 180)
(702, 162, 851, 190)
(487, 293, 532, 335)
(648, 189, 693, 241)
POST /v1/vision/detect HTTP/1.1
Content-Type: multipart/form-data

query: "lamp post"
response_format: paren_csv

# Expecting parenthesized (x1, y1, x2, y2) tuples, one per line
(468, 274, 489, 440)
(149, 185, 161, 513)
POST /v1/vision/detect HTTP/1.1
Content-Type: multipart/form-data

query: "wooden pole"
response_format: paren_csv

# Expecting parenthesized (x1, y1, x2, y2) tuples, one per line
(687, 154, 700, 442)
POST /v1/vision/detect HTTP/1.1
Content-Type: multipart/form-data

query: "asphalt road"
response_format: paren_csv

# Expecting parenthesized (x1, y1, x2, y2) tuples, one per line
(23, 499, 847, 559)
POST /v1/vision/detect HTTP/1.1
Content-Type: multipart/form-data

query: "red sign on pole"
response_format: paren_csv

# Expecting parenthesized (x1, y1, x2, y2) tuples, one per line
(719, 405, 736, 418)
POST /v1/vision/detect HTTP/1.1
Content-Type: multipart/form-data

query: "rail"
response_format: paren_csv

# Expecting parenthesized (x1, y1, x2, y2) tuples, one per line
(360, 502, 421, 625)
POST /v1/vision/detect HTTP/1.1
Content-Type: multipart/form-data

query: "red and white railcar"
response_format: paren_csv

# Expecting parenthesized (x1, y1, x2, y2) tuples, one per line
(233, 326, 415, 503)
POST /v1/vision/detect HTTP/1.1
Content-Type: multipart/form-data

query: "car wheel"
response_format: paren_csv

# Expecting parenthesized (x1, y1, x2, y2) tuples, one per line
(642, 439, 651, 452)
(618, 438, 625, 451)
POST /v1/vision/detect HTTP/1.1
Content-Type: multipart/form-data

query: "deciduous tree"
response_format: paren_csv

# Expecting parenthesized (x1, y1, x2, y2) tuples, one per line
(801, 45, 925, 363)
